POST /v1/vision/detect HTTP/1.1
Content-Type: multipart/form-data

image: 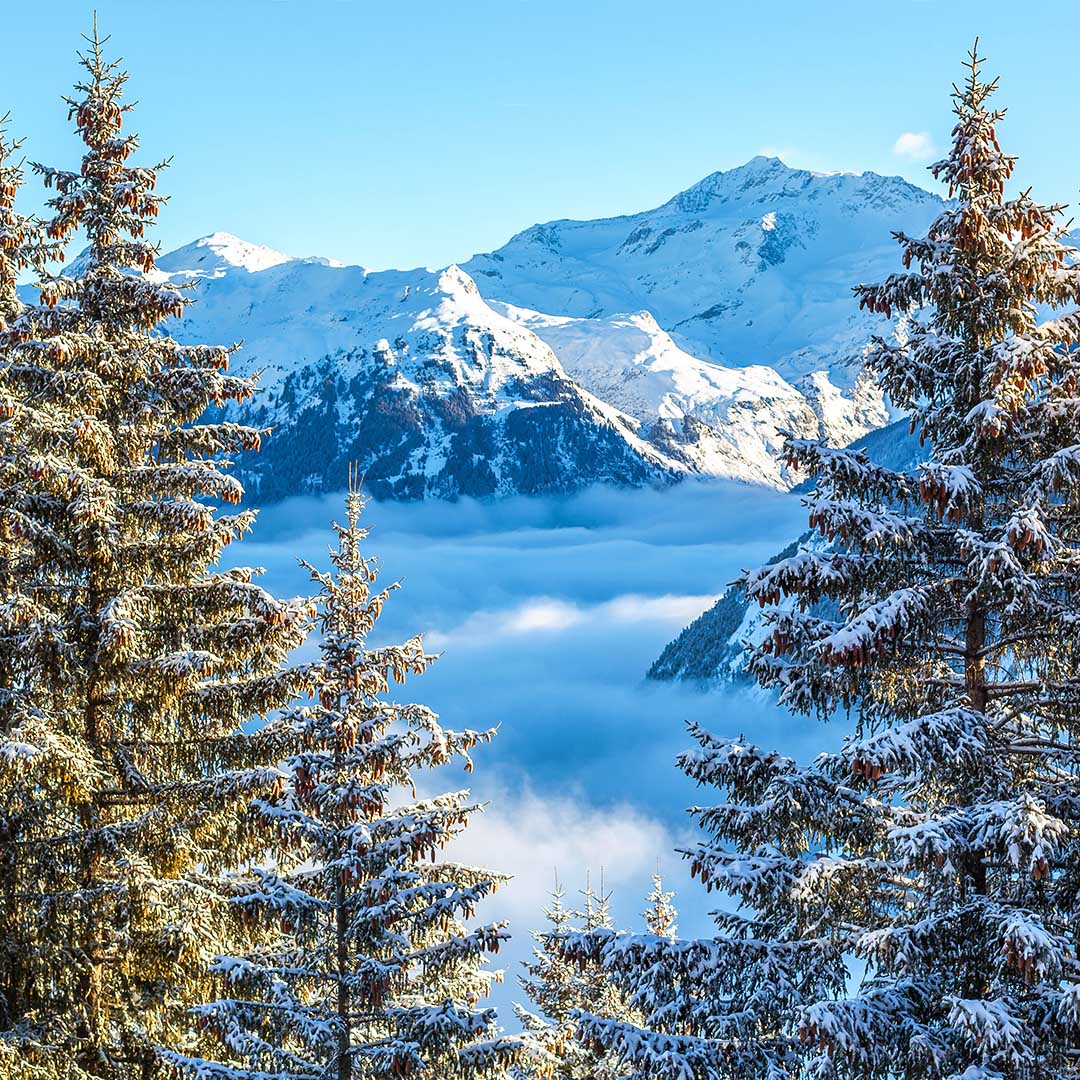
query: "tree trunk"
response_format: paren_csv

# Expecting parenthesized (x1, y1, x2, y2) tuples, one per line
(964, 595, 988, 902)
(336, 868, 350, 1080)
(81, 579, 106, 1073)
(964, 597, 988, 716)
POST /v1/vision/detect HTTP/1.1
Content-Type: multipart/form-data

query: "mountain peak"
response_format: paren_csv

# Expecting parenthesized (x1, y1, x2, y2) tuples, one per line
(155, 231, 294, 277)
(669, 156, 937, 215)
(436, 263, 482, 297)
(732, 154, 864, 180)
(735, 153, 789, 173)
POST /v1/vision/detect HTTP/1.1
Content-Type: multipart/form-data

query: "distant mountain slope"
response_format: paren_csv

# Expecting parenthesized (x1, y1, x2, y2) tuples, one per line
(464, 155, 942, 372)
(491, 304, 888, 487)
(461, 157, 945, 491)
(152, 236, 683, 501)
(647, 418, 922, 686)
(34, 158, 946, 502)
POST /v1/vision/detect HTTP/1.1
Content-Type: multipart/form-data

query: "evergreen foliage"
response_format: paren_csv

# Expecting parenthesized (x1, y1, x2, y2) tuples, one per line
(641, 872, 676, 941)
(171, 484, 519, 1080)
(516, 873, 640, 1080)
(561, 44, 1080, 1080)
(0, 27, 313, 1078)
(0, 116, 37, 326)
(558, 725, 843, 1080)
(738, 44, 1080, 1078)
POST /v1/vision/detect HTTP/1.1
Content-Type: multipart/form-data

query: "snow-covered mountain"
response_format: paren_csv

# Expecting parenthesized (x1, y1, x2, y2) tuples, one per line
(465, 156, 943, 481)
(155, 235, 680, 500)
(136, 158, 944, 501)
(465, 156, 940, 372)
(491, 304, 886, 487)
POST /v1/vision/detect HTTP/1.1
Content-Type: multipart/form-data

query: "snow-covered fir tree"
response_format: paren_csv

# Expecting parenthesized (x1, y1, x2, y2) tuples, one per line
(0, 28, 313, 1078)
(641, 870, 676, 940)
(0, 111, 47, 1060)
(0, 117, 36, 326)
(556, 726, 845, 1080)
(516, 872, 639, 1080)
(743, 46, 1080, 1080)
(741, 44, 1080, 1078)
(579, 872, 613, 935)
(170, 481, 520, 1080)
(516, 876, 577, 1064)
(0, 114, 41, 609)
(560, 44, 1080, 1080)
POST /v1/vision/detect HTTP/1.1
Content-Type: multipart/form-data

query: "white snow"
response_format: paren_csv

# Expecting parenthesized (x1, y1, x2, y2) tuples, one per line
(154, 231, 294, 277)
(463, 156, 943, 374)
(491, 303, 831, 486)
(141, 158, 944, 493)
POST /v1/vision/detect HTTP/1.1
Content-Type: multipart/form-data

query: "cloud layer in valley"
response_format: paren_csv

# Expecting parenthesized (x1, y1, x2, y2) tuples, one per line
(235, 479, 837, 1018)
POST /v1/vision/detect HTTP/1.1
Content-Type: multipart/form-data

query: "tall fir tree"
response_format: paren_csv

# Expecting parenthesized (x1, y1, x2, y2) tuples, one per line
(0, 111, 50, 1054)
(171, 482, 519, 1080)
(516, 872, 640, 1080)
(561, 44, 1080, 1080)
(0, 113, 44, 621)
(736, 43, 1080, 1078)
(0, 27, 313, 1078)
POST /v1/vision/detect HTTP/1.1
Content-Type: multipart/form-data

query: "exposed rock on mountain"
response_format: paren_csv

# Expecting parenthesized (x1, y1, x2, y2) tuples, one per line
(115, 158, 944, 501)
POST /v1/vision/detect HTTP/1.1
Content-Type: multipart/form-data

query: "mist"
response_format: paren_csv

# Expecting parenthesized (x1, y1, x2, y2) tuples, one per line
(231, 478, 841, 1019)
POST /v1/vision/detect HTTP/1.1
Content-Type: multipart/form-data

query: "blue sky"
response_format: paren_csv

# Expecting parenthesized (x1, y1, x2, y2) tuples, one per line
(6, 0, 1080, 270)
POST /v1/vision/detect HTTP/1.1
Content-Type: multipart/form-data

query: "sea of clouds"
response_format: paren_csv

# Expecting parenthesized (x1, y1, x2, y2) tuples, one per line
(236, 478, 841, 1021)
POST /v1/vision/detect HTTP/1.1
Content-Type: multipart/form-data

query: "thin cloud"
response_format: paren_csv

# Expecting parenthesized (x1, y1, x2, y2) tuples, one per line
(441, 783, 698, 1020)
(424, 592, 718, 649)
(893, 131, 936, 162)
(447, 785, 680, 927)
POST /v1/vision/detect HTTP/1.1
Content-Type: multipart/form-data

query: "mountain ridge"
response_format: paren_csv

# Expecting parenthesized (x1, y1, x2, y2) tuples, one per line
(47, 157, 944, 501)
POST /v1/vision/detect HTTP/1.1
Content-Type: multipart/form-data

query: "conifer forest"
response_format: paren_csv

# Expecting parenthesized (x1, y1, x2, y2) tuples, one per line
(6, 9, 1080, 1080)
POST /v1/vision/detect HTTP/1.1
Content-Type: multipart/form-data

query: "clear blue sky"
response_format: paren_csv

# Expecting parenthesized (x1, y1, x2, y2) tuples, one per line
(5, 0, 1080, 270)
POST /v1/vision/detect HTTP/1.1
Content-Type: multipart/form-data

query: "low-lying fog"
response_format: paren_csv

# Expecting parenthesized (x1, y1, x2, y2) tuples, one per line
(236, 478, 832, 1019)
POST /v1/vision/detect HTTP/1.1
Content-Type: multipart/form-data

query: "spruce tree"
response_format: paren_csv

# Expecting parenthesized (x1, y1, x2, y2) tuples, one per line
(515, 874, 578, 1076)
(556, 729, 843, 1080)
(740, 44, 1080, 1077)
(516, 872, 654, 1080)
(0, 28, 313, 1077)
(641, 870, 676, 941)
(170, 483, 519, 1080)
(0, 111, 47, 1057)
(0, 113, 41, 614)
(562, 44, 1080, 1080)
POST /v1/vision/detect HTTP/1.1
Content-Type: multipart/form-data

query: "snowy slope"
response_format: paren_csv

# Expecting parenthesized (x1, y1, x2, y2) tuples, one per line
(647, 418, 924, 687)
(465, 156, 942, 374)
(156, 230, 297, 276)
(153, 235, 681, 500)
(100, 158, 946, 502)
(464, 156, 941, 468)
(492, 304, 886, 486)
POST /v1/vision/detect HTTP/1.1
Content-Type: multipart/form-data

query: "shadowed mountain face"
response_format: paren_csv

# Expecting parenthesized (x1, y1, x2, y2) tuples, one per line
(121, 158, 942, 501)
(154, 243, 681, 501)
